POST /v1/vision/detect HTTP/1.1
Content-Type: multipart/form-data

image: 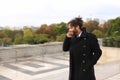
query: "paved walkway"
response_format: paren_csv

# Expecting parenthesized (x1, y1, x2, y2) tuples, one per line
(0, 54, 120, 80)
(105, 73, 120, 80)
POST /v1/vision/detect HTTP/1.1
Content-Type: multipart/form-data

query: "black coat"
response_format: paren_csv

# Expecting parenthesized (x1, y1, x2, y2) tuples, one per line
(63, 31, 102, 80)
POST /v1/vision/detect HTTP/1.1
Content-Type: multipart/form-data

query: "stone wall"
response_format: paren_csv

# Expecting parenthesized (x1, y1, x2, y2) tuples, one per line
(0, 41, 120, 63)
(0, 42, 64, 63)
(98, 46, 120, 64)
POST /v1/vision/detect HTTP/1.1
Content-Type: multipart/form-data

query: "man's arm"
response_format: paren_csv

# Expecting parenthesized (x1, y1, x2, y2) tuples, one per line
(91, 34, 102, 65)
(63, 28, 74, 52)
(63, 36, 71, 51)
(86, 34, 102, 71)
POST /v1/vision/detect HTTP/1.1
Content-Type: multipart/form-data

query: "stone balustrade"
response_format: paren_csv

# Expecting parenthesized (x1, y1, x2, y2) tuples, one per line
(0, 41, 120, 63)
(0, 42, 64, 63)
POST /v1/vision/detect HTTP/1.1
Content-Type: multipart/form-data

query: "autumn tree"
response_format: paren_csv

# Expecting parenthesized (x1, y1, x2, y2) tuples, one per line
(35, 24, 48, 34)
(0, 32, 7, 38)
(99, 22, 108, 34)
(46, 24, 56, 40)
(83, 20, 99, 32)
(35, 24, 57, 41)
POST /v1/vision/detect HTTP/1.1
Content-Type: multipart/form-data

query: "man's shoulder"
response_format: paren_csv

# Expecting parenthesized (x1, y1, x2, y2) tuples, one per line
(86, 32, 96, 38)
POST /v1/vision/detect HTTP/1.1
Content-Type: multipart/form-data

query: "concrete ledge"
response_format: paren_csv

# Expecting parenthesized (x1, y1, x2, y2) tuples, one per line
(0, 42, 63, 62)
(0, 42, 120, 64)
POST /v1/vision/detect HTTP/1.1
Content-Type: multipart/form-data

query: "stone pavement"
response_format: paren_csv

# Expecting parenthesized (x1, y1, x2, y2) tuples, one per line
(0, 55, 69, 80)
(0, 54, 120, 80)
(104, 73, 120, 80)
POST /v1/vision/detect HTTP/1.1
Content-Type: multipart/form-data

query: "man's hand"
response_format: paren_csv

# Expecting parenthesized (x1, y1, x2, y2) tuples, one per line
(66, 29, 74, 38)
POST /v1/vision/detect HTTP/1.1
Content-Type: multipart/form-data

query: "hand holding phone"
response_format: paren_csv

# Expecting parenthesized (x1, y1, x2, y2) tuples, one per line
(66, 29, 74, 38)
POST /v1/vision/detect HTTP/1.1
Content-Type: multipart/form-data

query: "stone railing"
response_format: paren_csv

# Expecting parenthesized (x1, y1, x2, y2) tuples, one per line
(0, 41, 120, 64)
(0, 42, 65, 63)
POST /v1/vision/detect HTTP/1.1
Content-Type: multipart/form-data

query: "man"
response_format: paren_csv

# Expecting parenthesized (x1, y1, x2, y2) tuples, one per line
(63, 17, 102, 80)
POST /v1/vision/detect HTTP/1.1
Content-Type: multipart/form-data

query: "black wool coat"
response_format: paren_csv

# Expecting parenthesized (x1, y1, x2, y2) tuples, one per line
(63, 31, 102, 80)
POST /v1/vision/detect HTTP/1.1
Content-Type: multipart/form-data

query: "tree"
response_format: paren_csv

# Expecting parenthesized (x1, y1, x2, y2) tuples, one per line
(23, 28, 35, 44)
(36, 24, 57, 41)
(2, 37, 12, 46)
(34, 34, 50, 44)
(0, 32, 7, 38)
(92, 29, 105, 38)
(106, 17, 120, 37)
(35, 24, 48, 34)
(0, 30, 12, 46)
(14, 33, 23, 44)
(46, 24, 56, 40)
(83, 20, 99, 32)
(56, 34, 66, 42)
(2, 29, 14, 40)
(100, 22, 108, 33)
(54, 22, 67, 36)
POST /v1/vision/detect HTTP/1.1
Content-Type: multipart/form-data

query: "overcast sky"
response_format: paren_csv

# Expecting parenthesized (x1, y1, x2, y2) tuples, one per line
(0, 0, 120, 27)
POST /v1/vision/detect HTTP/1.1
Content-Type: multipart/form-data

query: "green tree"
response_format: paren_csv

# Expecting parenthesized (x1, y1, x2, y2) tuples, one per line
(56, 34, 66, 42)
(0, 38, 2, 45)
(14, 33, 23, 44)
(34, 34, 50, 44)
(23, 28, 35, 44)
(54, 22, 67, 36)
(92, 29, 105, 38)
(2, 29, 13, 39)
(107, 17, 120, 37)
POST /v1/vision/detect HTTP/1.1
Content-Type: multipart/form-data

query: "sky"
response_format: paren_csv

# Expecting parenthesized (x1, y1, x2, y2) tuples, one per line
(0, 0, 120, 27)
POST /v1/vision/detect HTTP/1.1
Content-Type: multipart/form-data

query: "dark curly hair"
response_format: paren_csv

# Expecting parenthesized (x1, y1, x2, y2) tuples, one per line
(67, 17, 83, 29)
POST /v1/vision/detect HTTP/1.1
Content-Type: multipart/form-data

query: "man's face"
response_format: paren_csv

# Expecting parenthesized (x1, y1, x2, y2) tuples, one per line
(68, 24, 80, 35)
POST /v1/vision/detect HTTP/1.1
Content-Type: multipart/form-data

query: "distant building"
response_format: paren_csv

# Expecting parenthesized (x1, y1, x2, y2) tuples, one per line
(30, 26, 39, 30)
(0, 26, 4, 30)
(86, 18, 92, 22)
(94, 18, 100, 23)
(23, 26, 39, 30)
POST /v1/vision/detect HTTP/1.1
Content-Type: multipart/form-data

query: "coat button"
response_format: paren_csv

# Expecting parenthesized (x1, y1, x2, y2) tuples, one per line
(83, 45, 86, 48)
(83, 54, 86, 56)
(83, 69, 86, 72)
(84, 38, 86, 40)
(82, 60, 85, 63)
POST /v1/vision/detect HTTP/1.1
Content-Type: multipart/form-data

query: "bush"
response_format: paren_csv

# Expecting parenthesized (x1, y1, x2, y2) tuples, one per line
(56, 34, 66, 42)
(113, 36, 120, 47)
(14, 38, 23, 44)
(102, 38, 107, 46)
(23, 35, 34, 44)
(106, 37, 113, 47)
(92, 29, 105, 38)
(34, 34, 50, 44)
(1, 37, 12, 46)
(102, 36, 120, 47)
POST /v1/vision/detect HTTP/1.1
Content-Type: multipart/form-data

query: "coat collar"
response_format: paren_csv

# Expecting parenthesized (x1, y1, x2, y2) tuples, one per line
(72, 28, 87, 38)
(80, 31, 87, 38)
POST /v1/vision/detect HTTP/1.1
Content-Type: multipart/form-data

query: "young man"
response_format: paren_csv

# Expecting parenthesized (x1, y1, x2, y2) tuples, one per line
(63, 17, 102, 80)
